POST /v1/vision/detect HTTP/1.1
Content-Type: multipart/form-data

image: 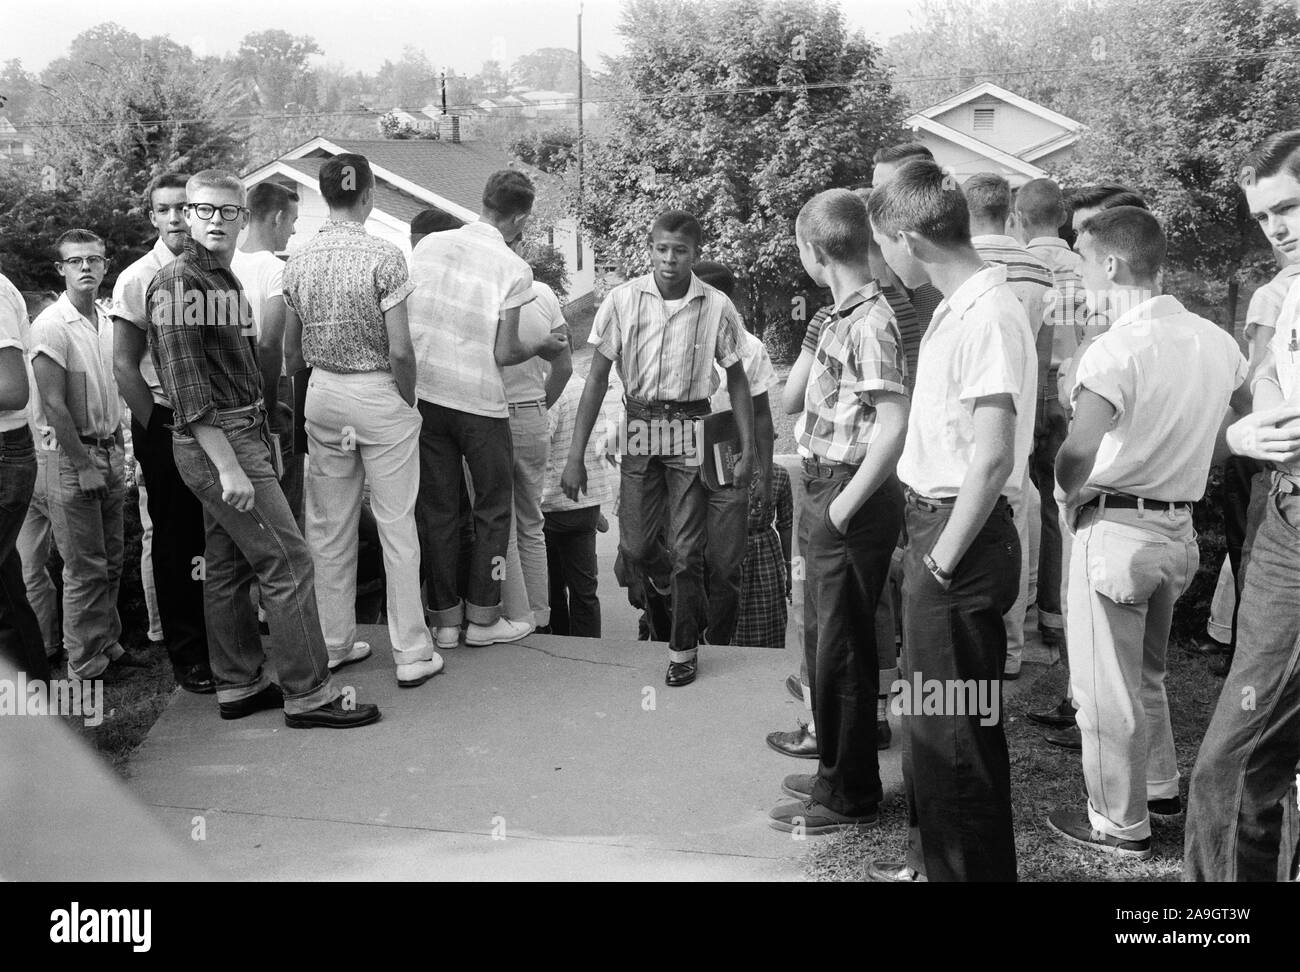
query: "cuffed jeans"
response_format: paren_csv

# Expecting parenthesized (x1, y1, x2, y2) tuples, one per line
(1186, 477, 1300, 881)
(172, 407, 337, 714)
(1068, 501, 1196, 842)
(133, 405, 209, 674)
(902, 493, 1019, 882)
(704, 481, 747, 645)
(17, 449, 60, 655)
(45, 442, 125, 679)
(544, 505, 602, 637)
(417, 401, 513, 627)
(801, 471, 903, 816)
(305, 370, 434, 666)
(0, 426, 48, 679)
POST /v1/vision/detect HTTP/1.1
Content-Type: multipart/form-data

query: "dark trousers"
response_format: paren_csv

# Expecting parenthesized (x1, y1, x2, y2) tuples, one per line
(1185, 479, 1300, 881)
(0, 427, 49, 679)
(1222, 454, 1265, 648)
(416, 401, 513, 626)
(801, 471, 903, 816)
(703, 482, 747, 645)
(131, 405, 209, 674)
(902, 494, 1020, 882)
(1030, 396, 1068, 628)
(544, 505, 602, 637)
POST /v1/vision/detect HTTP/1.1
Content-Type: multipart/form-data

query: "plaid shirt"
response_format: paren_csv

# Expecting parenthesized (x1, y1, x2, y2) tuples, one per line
(1027, 237, 1095, 389)
(795, 281, 907, 465)
(147, 236, 262, 433)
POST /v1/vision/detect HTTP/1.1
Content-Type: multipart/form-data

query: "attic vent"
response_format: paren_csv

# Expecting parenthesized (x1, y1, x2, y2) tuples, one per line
(973, 107, 996, 132)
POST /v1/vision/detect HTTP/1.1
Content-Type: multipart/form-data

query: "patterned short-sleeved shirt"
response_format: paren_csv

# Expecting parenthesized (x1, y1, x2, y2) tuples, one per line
(795, 281, 907, 466)
(282, 220, 414, 374)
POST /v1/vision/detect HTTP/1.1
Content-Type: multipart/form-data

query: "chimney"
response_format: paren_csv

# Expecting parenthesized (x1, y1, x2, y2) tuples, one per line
(450, 116, 460, 143)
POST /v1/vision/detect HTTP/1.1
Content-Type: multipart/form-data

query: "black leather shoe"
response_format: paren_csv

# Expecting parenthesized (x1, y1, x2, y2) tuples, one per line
(113, 649, 151, 669)
(219, 683, 284, 720)
(285, 698, 381, 729)
(867, 859, 927, 882)
(665, 658, 697, 687)
(1148, 796, 1182, 819)
(785, 673, 804, 702)
(766, 723, 819, 759)
(1026, 697, 1076, 728)
(1041, 724, 1082, 750)
(177, 663, 216, 695)
(1187, 638, 1230, 657)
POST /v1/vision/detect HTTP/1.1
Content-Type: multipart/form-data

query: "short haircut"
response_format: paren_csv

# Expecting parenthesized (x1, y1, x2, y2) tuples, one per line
(411, 208, 464, 236)
(796, 189, 871, 263)
(963, 172, 1012, 225)
(247, 182, 299, 221)
(1015, 177, 1066, 227)
(1240, 130, 1300, 186)
(648, 210, 703, 249)
(694, 260, 736, 297)
(866, 158, 971, 247)
(53, 228, 105, 259)
(319, 154, 373, 208)
(872, 142, 934, 166)
(186, 169, 246, 203)
(143, 171, 189, 210)
(482, 169, 534, 218)
(1067, 183, 1148, 214)
(1077, 206, 1166, 278)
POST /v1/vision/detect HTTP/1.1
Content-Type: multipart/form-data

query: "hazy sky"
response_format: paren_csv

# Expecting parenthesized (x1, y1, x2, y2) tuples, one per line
(0, 0, 920, 76)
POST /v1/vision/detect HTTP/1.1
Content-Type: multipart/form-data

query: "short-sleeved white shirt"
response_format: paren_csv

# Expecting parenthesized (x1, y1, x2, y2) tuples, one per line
(897, 264, 1037, 502)
(1265, 276, 1300, 400)
(710, 328, 778, 412)
(230, 248, 285, 339)
(0, 273, 31, 433)
(110, 237, 176, 407)
(29, 292, 122, 440)
(1246, 263, 1300, 346)
(408, 222, 534, 418)
(1073, 294, 1246, 503)
(502, 282, 565, 404)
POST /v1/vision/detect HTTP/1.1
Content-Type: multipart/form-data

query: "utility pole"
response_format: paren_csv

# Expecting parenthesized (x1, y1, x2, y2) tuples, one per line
(440, 70, 448, 114)
(577, 0, 584, 221)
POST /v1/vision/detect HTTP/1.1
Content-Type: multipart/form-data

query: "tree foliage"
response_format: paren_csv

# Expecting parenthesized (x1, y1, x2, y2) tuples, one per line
(511, 127, 577, 173)
(581, 0, 905, 336)
(233, 29, 323, 112)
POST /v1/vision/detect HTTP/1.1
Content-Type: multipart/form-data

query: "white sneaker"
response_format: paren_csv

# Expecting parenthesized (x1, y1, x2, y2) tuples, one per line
(465, 618, 534, 646)
(328, 641, 371, 671)
(396, 654, 444, 688)
(435, 626, 461, 649)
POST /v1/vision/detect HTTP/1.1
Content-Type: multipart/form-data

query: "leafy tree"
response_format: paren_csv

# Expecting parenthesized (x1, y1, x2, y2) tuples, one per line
(478, 60, 511, 98)
(231, 29, 323, 111)
(511, 47, 593, 92)
(522, 242, 571, 300)
(581, 0, 906, 339)
(511, 127, 577, 173)
(0, 60, 39, 122)
(376, 47, 436, 108)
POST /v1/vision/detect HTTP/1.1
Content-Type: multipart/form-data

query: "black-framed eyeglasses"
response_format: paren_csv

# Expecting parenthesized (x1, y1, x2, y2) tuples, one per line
(59, 256, 107, 270)
(186, 203, 248, 222)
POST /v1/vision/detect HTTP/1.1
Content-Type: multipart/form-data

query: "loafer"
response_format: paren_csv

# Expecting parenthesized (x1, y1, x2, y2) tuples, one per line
(465, 618, 534, 646)
(176, 663, 216, 695)
(396, 654, 444, 688)
(867, 859, 928, 882)
(769, 799, 877, 834)
(1148, 796, 1182, 820)
(1186, 638, 1230, 657)
(1041, 724, 1082, 750)
(1209, 651, 1234, 677)
(785, 673, 804, 702)
(219, 683, 284, 720)
(435, 625, 461, 649)
(666, 657, 697, 687)
(1026, 697, 1076, 728)
(766, 722, 818, 759)
(111, 648, 151, 669)
(1046, 808, 1152, 860)
(327, 641, 371, 672)
(284, 697, 381, 729)
(781, 773, 816, 800)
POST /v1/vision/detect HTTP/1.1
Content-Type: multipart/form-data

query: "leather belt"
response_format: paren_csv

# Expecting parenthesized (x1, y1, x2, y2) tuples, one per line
(508, 399, 547, 412)
(1082, 493, 1193, 512)
(624, 397, 710, 418)
(904, 486, 957, 512)
(802, 457, 858, 480)
(78, 435, 116, 449)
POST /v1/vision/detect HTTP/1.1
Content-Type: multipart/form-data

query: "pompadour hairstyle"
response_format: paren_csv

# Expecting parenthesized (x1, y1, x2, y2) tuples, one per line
(1240, 130, 1300, 187)
(143, 171, 190, 210)
(411, 208, 464, 236)
(962, 172, 1013, 225)
(53, 228, 104, 260)
(796, 189, 872, 263)
(246, 182, 299, 221)
(319, 154, 373, 209)
(1015, 177, 1066, 227)
(693, 260, 736, 297)
(482, 169, 535, 218)
(648, 210, 703, 249)
(865, 158, 971, 248)
(186, 169, 246, 203)
(1067, 183, 1148, 214)
(872, 142, 934, 166)
(1077, 205, 1166, 279)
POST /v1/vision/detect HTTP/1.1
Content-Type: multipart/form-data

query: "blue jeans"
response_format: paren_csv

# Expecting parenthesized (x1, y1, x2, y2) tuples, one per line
(0, 426, 48, 679)
(1185, 476, 1300, 881)
(171, 407, 337, 715)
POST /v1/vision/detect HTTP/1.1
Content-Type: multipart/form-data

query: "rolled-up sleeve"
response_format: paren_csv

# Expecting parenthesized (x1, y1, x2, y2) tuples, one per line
(851, 304, 907, 400)
(376, 246, 415, 312)
(713, 302, 742, 369)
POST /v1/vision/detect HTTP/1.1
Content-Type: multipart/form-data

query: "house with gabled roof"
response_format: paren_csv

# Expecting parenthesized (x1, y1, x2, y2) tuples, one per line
(240, 134, 596, 306)
(904, 82, 1083, 186)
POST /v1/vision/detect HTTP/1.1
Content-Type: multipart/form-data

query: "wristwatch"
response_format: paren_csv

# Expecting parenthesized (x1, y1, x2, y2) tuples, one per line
(923, 552, 953, 589)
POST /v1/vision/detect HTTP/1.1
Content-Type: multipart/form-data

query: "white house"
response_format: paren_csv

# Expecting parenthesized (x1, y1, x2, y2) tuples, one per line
(240, 135, 596, 306)
(0, 117, 36, 162)
(904, 82, 1083, 186)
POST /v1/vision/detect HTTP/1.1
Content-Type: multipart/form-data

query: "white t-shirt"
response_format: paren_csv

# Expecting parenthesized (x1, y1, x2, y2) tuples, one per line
(0, 273, 31, 433)
(230, 248, 285, 339)
(110, 237, 177, 408)
(710, 327, 778, 412)
(501, 282, 564, 404)
(1266, 275, 1300, 400)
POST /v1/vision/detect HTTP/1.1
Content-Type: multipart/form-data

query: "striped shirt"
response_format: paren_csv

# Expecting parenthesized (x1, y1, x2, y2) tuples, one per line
(906, 282, 943, 338)
(973, 234, 1053, 335)
(588, 272, 741, 402)
(881, 284, 920, 388)
(542, 374, 617, 512)
(795, 281, 907, 466)
(408, 222, 534, 418)
(1027, 236, 1094, 393)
